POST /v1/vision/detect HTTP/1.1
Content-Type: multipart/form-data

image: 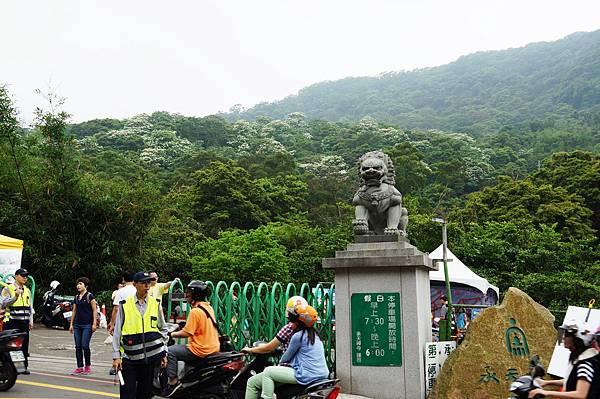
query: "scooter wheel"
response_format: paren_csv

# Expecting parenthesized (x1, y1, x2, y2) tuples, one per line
(0, 362, 17, 391)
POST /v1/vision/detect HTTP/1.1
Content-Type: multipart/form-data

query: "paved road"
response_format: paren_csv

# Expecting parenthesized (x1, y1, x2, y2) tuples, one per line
(6, 324, 370, 399)
(5, 324, 119, 398)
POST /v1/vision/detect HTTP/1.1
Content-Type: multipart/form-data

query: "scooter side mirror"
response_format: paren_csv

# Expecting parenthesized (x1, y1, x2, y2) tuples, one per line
(532, 365, 545, 378)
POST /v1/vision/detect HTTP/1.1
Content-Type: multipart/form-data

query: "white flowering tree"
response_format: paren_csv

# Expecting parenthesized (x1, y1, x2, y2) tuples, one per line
(76, 113, 195, 168)
(299, 155, 353, 223)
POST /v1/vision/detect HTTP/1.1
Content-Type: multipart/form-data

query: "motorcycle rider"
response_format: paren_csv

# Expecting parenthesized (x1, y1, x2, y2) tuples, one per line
(160, 280, 219, 398)
(241, 296, 308, 356)
(529, 320, 599, 398)
(112, 272, 168, 399)
(245, 304, 329, 399)
(0, 268, 33, 374)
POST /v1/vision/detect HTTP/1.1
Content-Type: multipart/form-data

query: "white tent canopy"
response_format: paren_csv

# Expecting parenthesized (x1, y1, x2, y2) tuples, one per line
(428, 245, 499, 297)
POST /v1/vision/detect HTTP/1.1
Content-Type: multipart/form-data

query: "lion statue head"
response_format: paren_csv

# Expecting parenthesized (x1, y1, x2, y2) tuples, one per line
(357, 150, 396, 186)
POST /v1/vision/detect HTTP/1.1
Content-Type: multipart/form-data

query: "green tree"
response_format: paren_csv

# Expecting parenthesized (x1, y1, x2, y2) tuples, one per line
(456, 178, 595, 239)
(531, 151, 600, 234)
(190, 226, 290, 283)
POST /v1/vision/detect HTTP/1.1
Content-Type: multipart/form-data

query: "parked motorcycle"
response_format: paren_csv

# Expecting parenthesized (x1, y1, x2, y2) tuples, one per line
(152, 323, 246, 399)
(0, 329, 27, 391)
(229, 342, 341, 399)
(38, 280, 74, 330)
(508, 355, 545, 399)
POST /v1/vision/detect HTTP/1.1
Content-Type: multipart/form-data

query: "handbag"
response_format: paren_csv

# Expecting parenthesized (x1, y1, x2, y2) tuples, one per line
(197, 305, 235, 352)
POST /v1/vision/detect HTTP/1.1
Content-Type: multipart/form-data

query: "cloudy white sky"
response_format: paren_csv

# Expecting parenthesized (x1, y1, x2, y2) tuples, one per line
(2, 0, 600, 123)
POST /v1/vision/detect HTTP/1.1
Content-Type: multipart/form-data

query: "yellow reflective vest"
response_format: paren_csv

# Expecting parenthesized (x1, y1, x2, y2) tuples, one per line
(3, 284, 31, 323)
(119, 295, 165, 363)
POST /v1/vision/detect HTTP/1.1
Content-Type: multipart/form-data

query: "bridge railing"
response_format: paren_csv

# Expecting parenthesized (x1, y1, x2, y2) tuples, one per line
(203, 281, 336, 370)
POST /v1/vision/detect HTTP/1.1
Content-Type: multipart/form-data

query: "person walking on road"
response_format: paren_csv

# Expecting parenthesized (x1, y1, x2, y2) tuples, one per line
(108, 271, 136, 334)
(69, 277, 98, 375)
(107, 277, 125, 375)
(0, 268, 33, 374)
(112, 272, 168, 399)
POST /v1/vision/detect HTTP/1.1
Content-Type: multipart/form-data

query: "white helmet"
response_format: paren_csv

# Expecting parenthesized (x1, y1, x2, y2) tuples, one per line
(50, 280, 60, 290)
(286, 296, 308, 316)
(559, 319, 594, 346)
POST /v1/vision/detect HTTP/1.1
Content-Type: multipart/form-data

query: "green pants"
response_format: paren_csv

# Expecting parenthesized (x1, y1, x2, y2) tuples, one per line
(245, 365, 298, 399)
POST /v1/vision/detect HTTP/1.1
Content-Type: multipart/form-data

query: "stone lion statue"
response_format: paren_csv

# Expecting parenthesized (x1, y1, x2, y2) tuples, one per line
(352, 151, 408, 236)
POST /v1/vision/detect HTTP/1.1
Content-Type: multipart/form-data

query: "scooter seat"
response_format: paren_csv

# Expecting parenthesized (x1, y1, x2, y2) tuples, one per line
(275, 379, 339, 398)
(187, 352, 242, 368)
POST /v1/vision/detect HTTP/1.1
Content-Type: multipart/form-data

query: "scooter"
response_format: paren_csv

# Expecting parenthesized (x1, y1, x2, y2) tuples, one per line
(152, 323, 246, 399)
(38, 281, 74, 330)
(0, 329, 27, 392)
(508, 355, 545, 399)
(229, 342, 341, 399)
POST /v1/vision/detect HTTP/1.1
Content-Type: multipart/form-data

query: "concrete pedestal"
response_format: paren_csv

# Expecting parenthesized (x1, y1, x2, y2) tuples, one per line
(323, 236, 436, 399)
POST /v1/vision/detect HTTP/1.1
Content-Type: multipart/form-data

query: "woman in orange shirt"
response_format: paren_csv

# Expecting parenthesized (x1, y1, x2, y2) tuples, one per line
(161, 281, 219, 398)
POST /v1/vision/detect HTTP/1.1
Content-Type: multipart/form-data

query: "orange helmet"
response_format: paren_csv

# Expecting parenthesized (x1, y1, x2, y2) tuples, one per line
(296, 304, 318, 328)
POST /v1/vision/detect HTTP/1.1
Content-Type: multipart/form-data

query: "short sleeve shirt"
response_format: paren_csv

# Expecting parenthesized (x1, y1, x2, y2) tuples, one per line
(276, 322, 297, 351)
(74, 292, 95, 326)
(113, 285, 136, 306)
(183, 303, 220, 358)
(576, 359, 596, 384)
(148, 283, 168, 301)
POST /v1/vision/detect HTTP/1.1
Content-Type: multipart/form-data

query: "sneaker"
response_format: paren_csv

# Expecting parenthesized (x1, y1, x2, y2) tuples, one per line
(21, 370, 31, 375)
(109, 368, 116, 375)
(83, 365, 92, 374)
(160, 383, 182, 398)
(71, 367, 84, 375)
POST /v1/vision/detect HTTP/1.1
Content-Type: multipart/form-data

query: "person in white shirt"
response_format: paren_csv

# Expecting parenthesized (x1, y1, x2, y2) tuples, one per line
(107, 271, 136, 334)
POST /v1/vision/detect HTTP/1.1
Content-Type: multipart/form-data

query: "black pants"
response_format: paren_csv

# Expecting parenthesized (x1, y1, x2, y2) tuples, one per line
(4, 319, 29, 369)
(120, 359, 158, 399)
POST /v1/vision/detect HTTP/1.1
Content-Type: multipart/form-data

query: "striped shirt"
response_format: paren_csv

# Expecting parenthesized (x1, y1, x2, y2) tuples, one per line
(577, 359, 596, 384)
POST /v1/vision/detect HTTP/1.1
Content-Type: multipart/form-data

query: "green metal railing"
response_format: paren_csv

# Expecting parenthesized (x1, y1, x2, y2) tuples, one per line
(166, 281, 336, 370)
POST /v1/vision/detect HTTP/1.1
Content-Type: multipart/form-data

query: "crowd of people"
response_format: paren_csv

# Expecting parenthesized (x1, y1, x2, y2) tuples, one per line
(0, 268, 331, 399)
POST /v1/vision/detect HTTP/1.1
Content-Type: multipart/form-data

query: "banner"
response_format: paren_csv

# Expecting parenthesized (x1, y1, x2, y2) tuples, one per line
(0, 248, 22, 276)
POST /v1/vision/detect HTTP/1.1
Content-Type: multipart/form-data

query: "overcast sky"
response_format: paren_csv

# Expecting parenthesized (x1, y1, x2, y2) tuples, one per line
(2, 0, 600, 124)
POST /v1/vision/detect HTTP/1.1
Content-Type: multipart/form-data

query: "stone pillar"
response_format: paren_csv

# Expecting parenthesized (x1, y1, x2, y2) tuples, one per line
(323, 236, 436, 399)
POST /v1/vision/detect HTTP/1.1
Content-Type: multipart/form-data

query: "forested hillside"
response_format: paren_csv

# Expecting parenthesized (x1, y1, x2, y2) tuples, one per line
(234, 30, 600, 135)
(2, 26, 600, 314)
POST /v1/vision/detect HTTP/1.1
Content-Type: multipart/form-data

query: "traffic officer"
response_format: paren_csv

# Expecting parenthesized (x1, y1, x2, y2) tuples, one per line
(112, 271, 168, 399)
(1, 268, 33, 374)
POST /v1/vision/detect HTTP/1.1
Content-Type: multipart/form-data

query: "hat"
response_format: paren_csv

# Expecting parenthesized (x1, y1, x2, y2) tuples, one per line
(133, 271, 152, 282)
(14, 268, 29, 276)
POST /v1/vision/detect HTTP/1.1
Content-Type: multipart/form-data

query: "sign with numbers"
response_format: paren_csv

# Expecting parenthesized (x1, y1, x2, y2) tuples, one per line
(351, 292, 402, 366)
(424, 341, 456, 394)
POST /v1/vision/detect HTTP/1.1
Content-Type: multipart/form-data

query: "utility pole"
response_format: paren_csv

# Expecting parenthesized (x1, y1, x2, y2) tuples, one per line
(433, 217, 453, 340)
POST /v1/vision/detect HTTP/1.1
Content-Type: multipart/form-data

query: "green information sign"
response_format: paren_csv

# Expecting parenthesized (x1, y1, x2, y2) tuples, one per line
(351, 292, 402, 366)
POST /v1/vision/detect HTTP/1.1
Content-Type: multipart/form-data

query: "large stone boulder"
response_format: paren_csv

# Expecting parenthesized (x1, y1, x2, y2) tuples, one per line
(428, 287, 556, 399)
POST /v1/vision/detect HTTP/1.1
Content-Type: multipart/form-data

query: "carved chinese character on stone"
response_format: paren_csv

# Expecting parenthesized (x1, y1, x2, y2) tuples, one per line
(352, 151, 408, 236)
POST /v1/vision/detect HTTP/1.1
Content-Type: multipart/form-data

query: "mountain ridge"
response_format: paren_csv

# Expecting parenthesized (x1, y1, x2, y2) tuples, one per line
(232, 29, 600, 134)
